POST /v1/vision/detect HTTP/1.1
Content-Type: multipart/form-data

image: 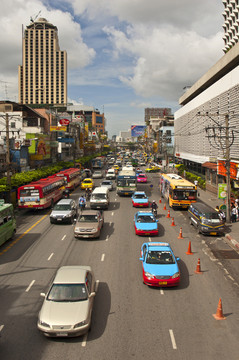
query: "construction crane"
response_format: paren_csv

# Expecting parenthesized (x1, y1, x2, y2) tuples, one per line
(30, 10, 41, 23)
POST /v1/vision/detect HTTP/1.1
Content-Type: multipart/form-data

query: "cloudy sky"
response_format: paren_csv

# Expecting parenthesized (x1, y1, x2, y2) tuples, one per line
(0, 0, 224, 137)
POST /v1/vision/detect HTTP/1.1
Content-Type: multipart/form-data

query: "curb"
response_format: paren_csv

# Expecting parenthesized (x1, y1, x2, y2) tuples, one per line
(225, 234, 239, 251)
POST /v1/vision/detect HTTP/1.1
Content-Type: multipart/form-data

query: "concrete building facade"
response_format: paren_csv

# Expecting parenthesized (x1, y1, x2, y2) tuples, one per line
(174, 40, 239, 194)
(18, 18, 67, 106)
(222, 0, 239, 53)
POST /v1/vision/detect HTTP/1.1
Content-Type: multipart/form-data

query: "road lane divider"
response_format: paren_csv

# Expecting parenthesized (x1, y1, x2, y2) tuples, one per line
(0, 325, 4, 334)
(25, 280, 35, 292)
(111, 212, 114, 216)
(47, 253, 54, 261)
(101, 253, 105, 262)
(0, 214, 48, 256)
(61, 235, 66, 241)
(82, 333, 88, 347)
(95, 280, 99, 292)
(169, 329, 177, 349)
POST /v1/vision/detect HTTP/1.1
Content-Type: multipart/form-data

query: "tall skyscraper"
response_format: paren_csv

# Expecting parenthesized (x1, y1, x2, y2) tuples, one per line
(222, 0, 239, 53)
(18, 17, 67, 105)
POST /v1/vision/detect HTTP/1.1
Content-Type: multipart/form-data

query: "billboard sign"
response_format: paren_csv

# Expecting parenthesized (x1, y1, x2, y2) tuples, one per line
(59, 119, 70, 126)
(131, 125, 146, 137)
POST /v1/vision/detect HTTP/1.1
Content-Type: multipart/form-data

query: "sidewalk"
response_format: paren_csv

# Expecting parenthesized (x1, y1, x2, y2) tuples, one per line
(197, 188, 239, 252)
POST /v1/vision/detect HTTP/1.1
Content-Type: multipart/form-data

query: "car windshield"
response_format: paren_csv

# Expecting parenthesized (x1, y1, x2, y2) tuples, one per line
(137, 215, 155, 223)
(102, 181, 111, 186)
(53, 204, 71, 211)
(146, 251, 175, 264)
(84, 180, 92, 184)
(47, 284, 88, 302)
(79, 214, 98, 222)
(92, 194, 106, 200)
(134, 194, 147, 199)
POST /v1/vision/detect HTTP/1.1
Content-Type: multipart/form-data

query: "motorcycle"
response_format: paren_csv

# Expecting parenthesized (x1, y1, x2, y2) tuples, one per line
(79, 198, 86, 211)
(63, 190, 70, 198)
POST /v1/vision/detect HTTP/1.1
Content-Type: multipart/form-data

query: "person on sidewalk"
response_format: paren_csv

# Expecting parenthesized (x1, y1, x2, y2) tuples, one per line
(231, 205, 237, 223)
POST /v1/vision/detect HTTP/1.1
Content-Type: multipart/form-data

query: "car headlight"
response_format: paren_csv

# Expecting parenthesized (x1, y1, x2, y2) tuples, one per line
(74, 320, 86, 328)
(38, 320, 50, 328)
(91, 228, 97, 232)
(65, 213, 71, 217)
(74, 227, 80, 232)
(144, 271, 156, 279)
(172, 272, 180, 279)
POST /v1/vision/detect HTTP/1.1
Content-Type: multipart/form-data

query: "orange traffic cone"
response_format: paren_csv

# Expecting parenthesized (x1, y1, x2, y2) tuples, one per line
(213, 298, 226, 320)
(171, 217, 176, 226)
(186, 241, 193, 255)
(194, 258, 202, 274)
(163, 203, 167, 210)
(159, 198, 162, 204)
(166, 210, 171, 218)
(178, 227, 184, 239)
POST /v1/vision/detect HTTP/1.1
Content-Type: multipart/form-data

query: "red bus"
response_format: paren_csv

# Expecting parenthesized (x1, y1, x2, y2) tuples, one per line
(18, 176, 65, 209)
(54, 168, 81, 190)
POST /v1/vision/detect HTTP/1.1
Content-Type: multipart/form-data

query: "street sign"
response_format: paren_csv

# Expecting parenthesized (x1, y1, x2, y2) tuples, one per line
(50, 126, 67, 132)
(59, 119, 70, 126)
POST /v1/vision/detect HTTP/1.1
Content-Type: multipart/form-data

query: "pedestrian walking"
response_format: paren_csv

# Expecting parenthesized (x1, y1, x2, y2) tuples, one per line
(231, 205, 237, 223)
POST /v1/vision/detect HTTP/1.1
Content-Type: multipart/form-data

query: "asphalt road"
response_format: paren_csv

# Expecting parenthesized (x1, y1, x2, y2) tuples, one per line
(0, 170, 239, 360)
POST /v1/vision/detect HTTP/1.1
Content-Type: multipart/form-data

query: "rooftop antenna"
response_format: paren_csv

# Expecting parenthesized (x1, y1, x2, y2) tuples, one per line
(30, 10, 41, 23)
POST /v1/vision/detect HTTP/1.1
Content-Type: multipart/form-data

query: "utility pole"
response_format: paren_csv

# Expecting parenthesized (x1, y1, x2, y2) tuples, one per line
(225, 114, 231, 223)
(5, 112, 11, 191)
(204, 112, 235, 223)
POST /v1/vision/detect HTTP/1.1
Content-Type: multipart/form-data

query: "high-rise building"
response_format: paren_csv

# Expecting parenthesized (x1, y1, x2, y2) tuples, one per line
(18, 17, 67, 105)
(222, 0, 239, 53)
(144, 108, 171, 124)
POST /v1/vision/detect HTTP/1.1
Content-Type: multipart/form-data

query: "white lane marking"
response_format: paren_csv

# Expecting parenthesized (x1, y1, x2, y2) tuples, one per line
(148, 237, 151, 242)
(160, 289, 164, 295)
(110, 222, 112, 226)
(0, 325, 4, 333)
(115, 198, 117, 201)
(95, 280, 99, 292)
(169, 329, 177, 349)
(61, 235, 66, 241)
(82, 333, 88, 347)
(48, 253, 54, 261)
(106, 235, 109, 242)
(101, 253, 105, 262)
(111, 212, 114, 216)
(25, 280, 35, 292)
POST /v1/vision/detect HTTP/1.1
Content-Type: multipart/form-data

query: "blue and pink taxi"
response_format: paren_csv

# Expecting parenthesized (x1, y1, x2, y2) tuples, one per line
(134, 211, 159, 236)
(139, 242, 180, 287)
(131, 191, 149, 208)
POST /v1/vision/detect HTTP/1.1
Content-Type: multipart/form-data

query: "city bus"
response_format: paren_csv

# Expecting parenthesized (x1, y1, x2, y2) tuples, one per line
(116, 169, 137, 196)
(18, 176, 65, 210)
(0, 199, 16, 246)
(159, 173, 197, 208)
(54, 168, 81, 190)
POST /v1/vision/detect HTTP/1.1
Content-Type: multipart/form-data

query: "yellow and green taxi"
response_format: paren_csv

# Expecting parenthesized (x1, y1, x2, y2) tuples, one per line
(112, 164, 120, 174)
(81, 178, 94, 190)
(145, 165, 161, 173)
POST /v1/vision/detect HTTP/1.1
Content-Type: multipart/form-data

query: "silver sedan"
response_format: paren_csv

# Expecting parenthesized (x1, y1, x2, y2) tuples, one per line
(37, 266, 96, 337)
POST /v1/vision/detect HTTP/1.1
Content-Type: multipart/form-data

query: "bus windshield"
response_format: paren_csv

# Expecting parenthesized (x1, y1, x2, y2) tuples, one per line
(0, 200, 16, 246)
(117, 178, 135, 187)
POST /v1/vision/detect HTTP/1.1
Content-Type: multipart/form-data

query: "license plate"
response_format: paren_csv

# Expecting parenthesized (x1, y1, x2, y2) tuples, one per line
(139, 205, 143, 207)
(57, 219, 62, 221)
(125, 193, 129, 195)
(159, 281, 167, 285)
(145, 232, 150, 235)
(56, 333, 68, 337)
(210, 232, 217, 235)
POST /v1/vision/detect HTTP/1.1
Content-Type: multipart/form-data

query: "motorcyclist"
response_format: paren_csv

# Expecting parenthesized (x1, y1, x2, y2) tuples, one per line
(79, 195, 86, 210)
(151, 200, 158, 214)
(85, 187, 91, 200)
(63, 189, 70, 198)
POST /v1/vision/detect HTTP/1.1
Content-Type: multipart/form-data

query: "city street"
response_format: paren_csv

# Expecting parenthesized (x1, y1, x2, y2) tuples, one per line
(0, 171, 238, 360)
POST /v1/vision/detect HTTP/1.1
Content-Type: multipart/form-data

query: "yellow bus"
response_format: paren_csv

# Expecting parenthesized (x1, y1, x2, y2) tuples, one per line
(159, 173, 197, 208)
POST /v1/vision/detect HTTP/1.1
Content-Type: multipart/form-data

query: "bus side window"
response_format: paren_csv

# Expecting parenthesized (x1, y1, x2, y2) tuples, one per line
(3, 216, 8, 224)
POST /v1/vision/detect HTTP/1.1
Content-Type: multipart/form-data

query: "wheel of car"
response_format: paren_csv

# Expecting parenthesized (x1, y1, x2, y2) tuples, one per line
(50, 219, 54, 224)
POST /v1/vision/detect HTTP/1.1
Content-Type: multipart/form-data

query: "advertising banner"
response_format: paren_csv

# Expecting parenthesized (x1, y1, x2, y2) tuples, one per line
(131, 125, 146, 137)
(218, 184, 227, 199)
(217, 160, 239, 180)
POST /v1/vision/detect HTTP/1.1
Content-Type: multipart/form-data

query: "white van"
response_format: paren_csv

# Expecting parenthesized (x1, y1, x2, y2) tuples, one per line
(90, 187, 110, 210)
(106, 169, 116, 180)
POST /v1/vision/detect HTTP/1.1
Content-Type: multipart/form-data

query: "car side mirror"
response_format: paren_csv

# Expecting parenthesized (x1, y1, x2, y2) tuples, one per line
(89, 292, 96, 298)
(176, 257, 180, 261)
(156, 219, 159, 222)
(40, 293, 46, 298)
(139, 257, 143, 261)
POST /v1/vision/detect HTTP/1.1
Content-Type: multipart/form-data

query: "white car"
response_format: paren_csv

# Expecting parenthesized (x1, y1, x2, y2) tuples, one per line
(37, 266, 96, 337)
(101, 180, 114, 191)
(92, 170, 104, 179)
